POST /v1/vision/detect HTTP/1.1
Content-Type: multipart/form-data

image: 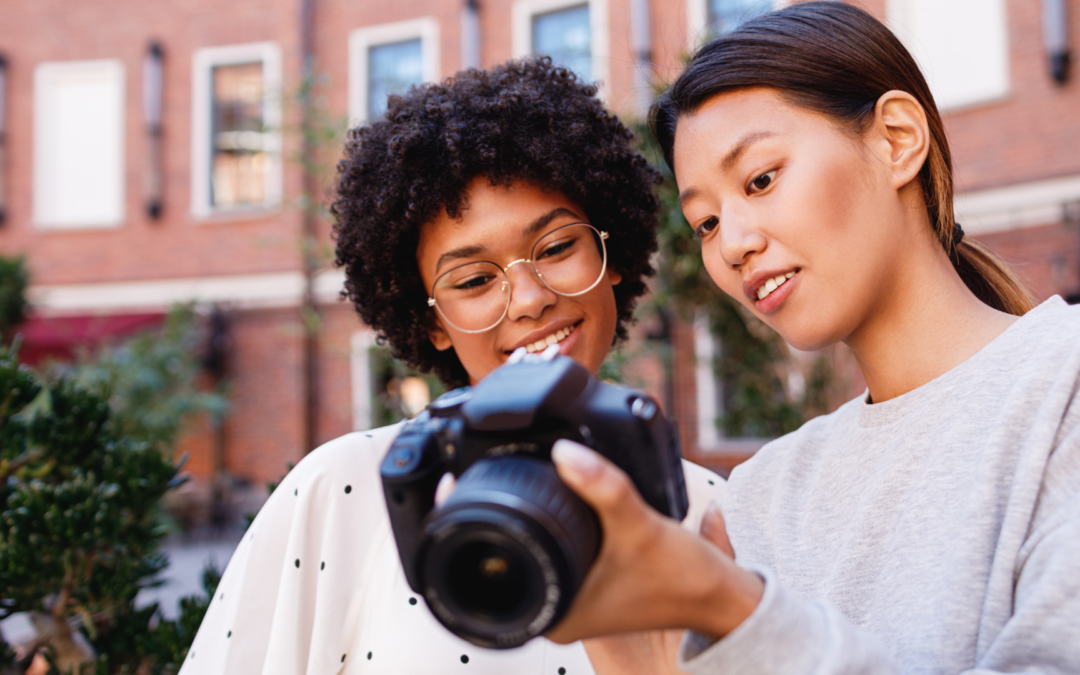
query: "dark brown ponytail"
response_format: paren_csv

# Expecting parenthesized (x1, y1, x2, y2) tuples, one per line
(650, 1, 1035, 315)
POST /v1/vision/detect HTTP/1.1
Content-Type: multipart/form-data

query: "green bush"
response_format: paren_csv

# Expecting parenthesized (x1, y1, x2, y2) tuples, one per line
(0, 300, 228, 673)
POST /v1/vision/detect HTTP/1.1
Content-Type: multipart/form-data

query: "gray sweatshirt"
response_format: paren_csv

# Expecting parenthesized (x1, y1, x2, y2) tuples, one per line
(679, 296, 1080, 675)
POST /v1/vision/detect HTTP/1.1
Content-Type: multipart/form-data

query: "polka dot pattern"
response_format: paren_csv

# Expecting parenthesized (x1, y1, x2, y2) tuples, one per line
(179, 427, 728, 674)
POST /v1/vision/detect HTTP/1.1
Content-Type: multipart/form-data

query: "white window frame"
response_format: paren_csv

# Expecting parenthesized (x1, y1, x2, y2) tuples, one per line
(190, 42, 283, 220)
(686, 0, 785, 50)
(350, 329, 379, 431)
(33, 59, 126, 229)
(512, 0, 610, 100)
(348, 18, 440, 126)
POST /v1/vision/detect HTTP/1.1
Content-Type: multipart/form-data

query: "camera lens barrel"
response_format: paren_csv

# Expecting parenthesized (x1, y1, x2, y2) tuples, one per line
(419, 456, 600, 649)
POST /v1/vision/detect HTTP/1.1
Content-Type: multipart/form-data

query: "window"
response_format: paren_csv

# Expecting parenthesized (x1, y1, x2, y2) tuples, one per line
(33, 59, 125, 228)
(887, 0, 1010, 111)
(513, 0, 609, 94)
(191, 43, 282, 219)
(350, 330, 445, 431)
(368, 40, 423, 119)
(533, 4, 592, 80)
(687, 0, 774, 48)
(348, 18, 440, 125)
(707, 0, 773, 35)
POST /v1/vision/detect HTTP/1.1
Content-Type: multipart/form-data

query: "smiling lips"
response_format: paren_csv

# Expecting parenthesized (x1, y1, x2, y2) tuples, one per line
(523, 323, 578, 353)
(756, 271, 796, 301)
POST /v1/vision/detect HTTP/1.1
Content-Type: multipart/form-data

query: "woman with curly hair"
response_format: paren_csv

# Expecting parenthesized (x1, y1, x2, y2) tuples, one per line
(180, 57, 722, 675)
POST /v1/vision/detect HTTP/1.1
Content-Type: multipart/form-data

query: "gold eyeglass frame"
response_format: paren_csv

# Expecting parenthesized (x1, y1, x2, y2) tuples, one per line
(426, 223, 610, 334)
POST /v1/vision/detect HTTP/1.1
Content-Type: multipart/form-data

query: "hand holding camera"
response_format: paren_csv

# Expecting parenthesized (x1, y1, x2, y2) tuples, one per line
(380, 349, 690, 648)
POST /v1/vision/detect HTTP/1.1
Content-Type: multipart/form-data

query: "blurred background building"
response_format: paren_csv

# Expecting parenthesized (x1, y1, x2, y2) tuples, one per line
(0, 0, 1076, 522)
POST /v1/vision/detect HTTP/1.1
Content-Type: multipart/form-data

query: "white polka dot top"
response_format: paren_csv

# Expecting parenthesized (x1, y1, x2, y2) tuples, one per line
(179, 423, 725, 674)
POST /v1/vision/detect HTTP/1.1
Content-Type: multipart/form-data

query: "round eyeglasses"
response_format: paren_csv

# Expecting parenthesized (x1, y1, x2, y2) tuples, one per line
(427, 223, 610, 334)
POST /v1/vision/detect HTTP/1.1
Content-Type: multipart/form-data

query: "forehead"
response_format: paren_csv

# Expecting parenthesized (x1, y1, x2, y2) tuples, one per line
(673, 88, 821, 167)
(418, 179, 581, 254)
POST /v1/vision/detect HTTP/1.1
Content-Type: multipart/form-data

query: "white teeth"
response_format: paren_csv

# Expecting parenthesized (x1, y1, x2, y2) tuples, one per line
(756, 271, 796, 302)
(523, 324, 576, 353)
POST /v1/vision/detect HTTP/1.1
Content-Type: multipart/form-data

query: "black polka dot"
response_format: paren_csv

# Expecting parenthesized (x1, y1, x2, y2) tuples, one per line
(227, 631, 231, 638)
(365, 433, 373, 438)
(367, 651, 372, 660)
(294, 488, 298, 496)
(408, 597, 417, 605)
(345, 485, 352, 494)
(219, 592, 224, 600)
(320, 562, 325, 570)
(461, 655, 470, 664)
(708, 480, 715, 485)
(559, 669, 566, 674)
(295, 559, 300, 568)
(190, 651, 195, 659)
(341, 654, 347, 662)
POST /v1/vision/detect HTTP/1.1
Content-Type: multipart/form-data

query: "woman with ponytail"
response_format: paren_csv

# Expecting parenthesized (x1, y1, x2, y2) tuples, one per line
(540, 2, 1080, 673)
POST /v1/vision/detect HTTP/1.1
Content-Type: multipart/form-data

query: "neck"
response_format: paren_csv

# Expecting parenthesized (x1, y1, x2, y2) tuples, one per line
(845, 235, 1018, 404)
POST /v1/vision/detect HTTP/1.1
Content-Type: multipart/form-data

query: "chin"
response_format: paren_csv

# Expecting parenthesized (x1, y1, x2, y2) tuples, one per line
(769, 319, 844, 353)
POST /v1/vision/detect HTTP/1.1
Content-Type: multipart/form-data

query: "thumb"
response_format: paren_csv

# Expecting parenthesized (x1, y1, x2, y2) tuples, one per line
(700, 501, 735, 558)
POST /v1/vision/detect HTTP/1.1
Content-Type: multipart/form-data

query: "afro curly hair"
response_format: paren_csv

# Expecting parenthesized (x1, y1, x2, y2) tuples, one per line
(331, 57, 661, 388)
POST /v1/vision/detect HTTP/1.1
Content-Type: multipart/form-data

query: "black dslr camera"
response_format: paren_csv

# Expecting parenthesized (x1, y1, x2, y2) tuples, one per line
(380, 353, 689, 649)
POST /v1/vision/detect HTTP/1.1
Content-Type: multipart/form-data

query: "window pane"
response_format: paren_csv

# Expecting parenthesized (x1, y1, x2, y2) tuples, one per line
(211, 62, 266, 209)
(708, 0, 772, 35)
(368, 39, 423, 119)
(34, 60, 125, 227)
(533, 4, 592, 81)
(887, 0, 1009, 110)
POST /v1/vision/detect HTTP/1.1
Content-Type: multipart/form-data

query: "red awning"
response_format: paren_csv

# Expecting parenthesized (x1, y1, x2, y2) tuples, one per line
(16, 313, 165, 365)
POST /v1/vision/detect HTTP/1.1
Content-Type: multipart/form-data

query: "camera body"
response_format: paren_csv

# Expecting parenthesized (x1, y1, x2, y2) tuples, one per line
(381, 355, 688, 648)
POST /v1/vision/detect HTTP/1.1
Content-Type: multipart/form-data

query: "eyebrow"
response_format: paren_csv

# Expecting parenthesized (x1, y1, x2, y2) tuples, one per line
(523, 207, 580, 238)
(677, 130, 777, 209)
(433, 207, 581, 274)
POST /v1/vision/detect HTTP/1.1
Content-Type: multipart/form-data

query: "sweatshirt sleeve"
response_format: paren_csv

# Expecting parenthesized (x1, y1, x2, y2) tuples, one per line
(677, 566, 898, 675)
(678, 441, 1080, 675)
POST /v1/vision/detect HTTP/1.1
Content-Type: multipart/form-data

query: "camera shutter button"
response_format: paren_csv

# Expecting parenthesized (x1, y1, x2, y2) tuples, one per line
(631, 397, 657, 421)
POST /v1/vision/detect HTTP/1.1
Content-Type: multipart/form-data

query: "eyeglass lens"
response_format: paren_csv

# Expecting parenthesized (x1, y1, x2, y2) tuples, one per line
(431, 224, 606, 333)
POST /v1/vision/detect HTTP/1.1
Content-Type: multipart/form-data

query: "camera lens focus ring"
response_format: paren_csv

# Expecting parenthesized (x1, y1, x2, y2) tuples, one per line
(418, 456, 600, 649)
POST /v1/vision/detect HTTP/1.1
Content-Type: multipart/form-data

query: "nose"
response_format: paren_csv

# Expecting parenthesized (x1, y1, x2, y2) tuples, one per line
(505, 263, 557, 322)
(718, 211, 768, 269)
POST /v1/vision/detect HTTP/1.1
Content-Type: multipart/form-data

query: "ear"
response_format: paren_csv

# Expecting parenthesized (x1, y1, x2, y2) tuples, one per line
(606, 268, 622, 286)
(427, 316, 454, 352)
(869, 90, 930, 190)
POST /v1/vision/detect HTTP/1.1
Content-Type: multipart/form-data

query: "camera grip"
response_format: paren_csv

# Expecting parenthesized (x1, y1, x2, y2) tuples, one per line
(381, 430, 444, 592)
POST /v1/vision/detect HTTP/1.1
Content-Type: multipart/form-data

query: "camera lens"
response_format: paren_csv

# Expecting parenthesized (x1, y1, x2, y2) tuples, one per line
(419, 456, 600, 649)
(447, 538, 530, 616)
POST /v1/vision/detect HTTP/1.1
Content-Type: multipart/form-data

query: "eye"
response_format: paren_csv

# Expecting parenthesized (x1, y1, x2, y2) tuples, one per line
(695, 217, 719, 239)
(748, 170, 777, 194)
(537, 239, 574, 260)
(452, 273, 496, 291)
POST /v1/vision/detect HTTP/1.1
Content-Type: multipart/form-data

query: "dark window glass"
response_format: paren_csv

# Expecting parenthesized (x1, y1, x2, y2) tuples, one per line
(533, 5, 592, 81)
(368, 39, 423, 119)
(708, 0, 772, 35)
(210, 62, 266, 209)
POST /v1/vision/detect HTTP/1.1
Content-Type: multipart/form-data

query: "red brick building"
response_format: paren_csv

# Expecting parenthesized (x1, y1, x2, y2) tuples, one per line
(0, 0, 1076, 505)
